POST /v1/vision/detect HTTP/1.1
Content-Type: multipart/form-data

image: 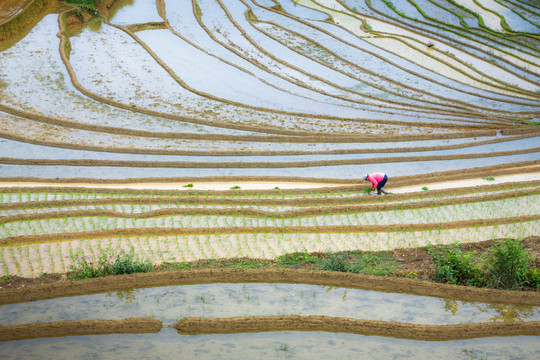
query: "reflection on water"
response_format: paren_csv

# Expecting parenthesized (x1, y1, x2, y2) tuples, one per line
(444, 299, 538, 322)
(0, 283, 538, 327)
(0, 329, 537, 359)
(0, 283, 538, 358)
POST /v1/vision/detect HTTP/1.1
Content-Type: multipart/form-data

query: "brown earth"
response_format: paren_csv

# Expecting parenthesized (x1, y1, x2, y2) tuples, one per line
(171, 315, 540, 340)
(0, 318, 162, 341)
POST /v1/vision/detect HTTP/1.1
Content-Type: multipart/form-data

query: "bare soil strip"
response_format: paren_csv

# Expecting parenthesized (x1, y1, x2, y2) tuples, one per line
(1, 269, 538, 306)
(0, 318, 162, 341)
(2, 215, 536, 246)
(171, 315, 540, 340)
(1, 188, 537, 224)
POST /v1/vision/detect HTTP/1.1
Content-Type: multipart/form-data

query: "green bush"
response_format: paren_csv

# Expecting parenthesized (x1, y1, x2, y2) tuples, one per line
(485, 239, 536, 290)
(112, 253, 153, 275)
(428, 245, 485, 287)
(321, 253, 350, 272)
(69, 250, 153, 280)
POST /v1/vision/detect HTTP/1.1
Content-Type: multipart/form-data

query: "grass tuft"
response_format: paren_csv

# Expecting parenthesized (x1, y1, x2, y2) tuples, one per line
(69, 250, 153, 280)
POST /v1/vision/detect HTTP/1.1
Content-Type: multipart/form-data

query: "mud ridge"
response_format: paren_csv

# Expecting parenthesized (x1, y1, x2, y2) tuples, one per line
(1, 178, 538, 200)
(2, 188, 538, 224)
(0, 317, 163, 341)
(171, 315, 540, 340)
(2, 215, 537, 246)
(1, 181, 537, 213)
(1, 268, 539, 306)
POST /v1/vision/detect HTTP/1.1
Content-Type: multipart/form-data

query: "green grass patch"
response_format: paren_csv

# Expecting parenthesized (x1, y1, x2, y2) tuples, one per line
(276, 252, 318, 265)
(319, 251, 399, 276)
(69, 250, 153, 280)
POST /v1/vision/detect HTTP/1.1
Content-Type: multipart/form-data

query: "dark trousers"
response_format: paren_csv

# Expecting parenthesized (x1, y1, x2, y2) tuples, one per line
(377, 175, 388, 192)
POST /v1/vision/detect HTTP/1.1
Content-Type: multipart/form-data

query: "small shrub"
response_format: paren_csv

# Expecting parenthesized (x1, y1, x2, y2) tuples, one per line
(230, 185, 241, 189)
(321, 253, 350, 272)
(422, 186, 429, 191)
(112, 253, 153, 275)
(482, 176, 495, 181)
(69, 250, 153, 280)
(485, 239, 536, 290)
(183, 183, 194, 187)
(428, 246, 485, 286)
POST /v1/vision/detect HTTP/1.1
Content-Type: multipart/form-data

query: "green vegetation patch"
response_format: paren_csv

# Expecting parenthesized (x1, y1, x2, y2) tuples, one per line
(428, 239, 539, 290)
(69, 249, 153, 280)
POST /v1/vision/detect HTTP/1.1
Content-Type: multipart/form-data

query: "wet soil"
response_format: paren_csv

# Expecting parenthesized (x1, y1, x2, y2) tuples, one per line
(171, 315, 540, 340)
(0, 318, 162, 341)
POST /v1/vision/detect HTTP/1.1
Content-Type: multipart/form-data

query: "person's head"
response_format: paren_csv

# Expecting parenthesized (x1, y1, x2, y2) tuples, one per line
(363, 174, 368, 182)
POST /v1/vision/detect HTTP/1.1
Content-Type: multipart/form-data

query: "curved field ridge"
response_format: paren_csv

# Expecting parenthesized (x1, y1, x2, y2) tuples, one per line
(1, 269, 539, 306)
(172, 315, 540, 339)
(0, 318, 163, 341)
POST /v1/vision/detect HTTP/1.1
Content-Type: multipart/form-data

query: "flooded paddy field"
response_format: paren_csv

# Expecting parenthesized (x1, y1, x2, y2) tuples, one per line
(0, 275, 539, 359)
(0, 0, 539, 357)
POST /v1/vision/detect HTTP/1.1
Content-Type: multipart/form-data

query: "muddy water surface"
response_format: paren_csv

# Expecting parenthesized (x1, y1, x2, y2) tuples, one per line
(1, 283, 538, 326)
(1, 329, 538, 359)
(0, 283, 539, 359)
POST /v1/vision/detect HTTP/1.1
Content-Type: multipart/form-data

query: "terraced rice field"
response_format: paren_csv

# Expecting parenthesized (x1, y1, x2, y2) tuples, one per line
(1, 0, 539, 277)
(0, 182, 538, 277)
(0, 0, 539, 356)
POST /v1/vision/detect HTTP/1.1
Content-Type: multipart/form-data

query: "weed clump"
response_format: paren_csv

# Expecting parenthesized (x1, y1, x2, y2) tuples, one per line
(321, 253, 350, 272)
(320, 252, 398, 276)
(276, 252, 317, 265)
(69, 250, 153, 280)
(486, 239, 539, 290)
(428, 239, 539, 290)
(428, 245, 485, 287)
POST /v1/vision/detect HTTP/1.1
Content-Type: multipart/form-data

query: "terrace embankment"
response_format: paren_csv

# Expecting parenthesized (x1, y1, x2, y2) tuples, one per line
(171, 315, 540, 340)
(1, 268, 539, 306)
(0, 318, 162, 341)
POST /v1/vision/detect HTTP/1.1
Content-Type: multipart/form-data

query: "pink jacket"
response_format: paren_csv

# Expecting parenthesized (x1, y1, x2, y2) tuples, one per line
(366, 173, 385, 190)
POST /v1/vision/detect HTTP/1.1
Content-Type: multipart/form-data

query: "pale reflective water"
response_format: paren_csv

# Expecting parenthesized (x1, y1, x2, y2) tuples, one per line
(0, 283, 539, 359)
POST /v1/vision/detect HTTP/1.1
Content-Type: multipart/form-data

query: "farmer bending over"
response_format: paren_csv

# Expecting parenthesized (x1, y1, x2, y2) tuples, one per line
(363, 173, 389, 195)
